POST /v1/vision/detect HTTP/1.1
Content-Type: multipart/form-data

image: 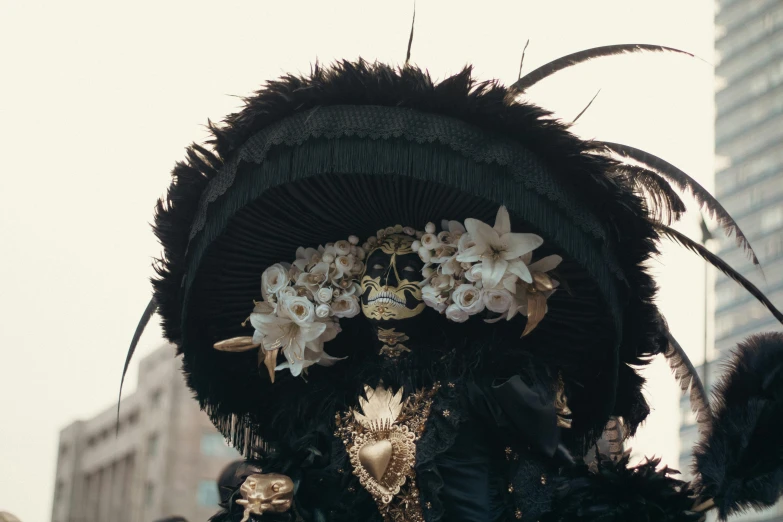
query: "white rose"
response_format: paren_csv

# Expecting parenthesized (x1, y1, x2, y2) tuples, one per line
(445, 303, 470, 323)
(322, 253, 335, 263)
(422, 285, 447, 313)
(278, 287, 297, 299)
(331, 295, 360, 318)
(348, 235, 359, 246)
(425, 222, 436, 234)
(411, 240, 421, 252)
(418, 247, 432, 263)
(315, 287, 333, 304)
(385, 226, 396, 235)
(279, 295, 316, 325)
(315, 304, 331, 318)
(465, 264, 483, 282)
(261, 264, 289, 300)
(393, 224, 403, 233)
(403, 227, 416, 236)
(452, 284, 485, 315)
(355, 247, 366, 260)
(484, 288, 514, 314)
(421, 233, 441, 250)
(351, 260, 365, 275)
(422, 267, 435, 279)
(334, 240, 352, 256)
(335, 255, 354, 274)
(368, 236, 378, 246)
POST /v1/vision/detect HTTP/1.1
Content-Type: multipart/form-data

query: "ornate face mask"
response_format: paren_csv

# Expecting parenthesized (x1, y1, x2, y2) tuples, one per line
(360, 234, 425, 321)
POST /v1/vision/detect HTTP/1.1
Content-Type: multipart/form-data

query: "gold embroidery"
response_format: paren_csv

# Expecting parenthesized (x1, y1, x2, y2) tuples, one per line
(377, 328, 411, 358)
(235, 473, 294, 522)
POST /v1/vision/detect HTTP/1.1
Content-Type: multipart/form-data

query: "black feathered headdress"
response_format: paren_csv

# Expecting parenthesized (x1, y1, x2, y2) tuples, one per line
(125, 45, 783, 521)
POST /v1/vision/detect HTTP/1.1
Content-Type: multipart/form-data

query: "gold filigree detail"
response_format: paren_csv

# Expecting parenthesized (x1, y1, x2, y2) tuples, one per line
(336, 383, 439, 522)
(377, 328, 411, 358)
(235, 473, 294, 522)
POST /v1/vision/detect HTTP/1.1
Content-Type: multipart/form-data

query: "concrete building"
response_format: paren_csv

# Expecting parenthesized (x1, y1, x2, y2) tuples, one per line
(678, 1, 783, 520)
(51, 345, 240, 522)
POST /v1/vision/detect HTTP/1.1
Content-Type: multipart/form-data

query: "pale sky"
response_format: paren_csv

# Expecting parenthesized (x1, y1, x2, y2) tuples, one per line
(0, 1, 715, 521)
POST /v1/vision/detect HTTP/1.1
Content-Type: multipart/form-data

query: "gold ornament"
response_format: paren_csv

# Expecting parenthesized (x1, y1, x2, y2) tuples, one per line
(377, 327, 411, 358)
(235, 473, 294, 522)
(336, 383, 439, 522)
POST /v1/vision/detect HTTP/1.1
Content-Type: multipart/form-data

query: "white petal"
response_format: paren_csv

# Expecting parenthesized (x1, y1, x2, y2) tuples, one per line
(482, 258, 508, 289)
(528, 254, 563, 273)
(299, 321, 328, 342)
(455, 244, 485, 263)
(493, 206, 511, 235)
(507, 259, 533, 284)
(501, 233, 544, 259)
(464, 218, 496, 250)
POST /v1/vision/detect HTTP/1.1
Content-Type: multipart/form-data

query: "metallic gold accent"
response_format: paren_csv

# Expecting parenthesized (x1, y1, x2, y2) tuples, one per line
(555, 374, 573, 429)
(259, 348, 279, 383)
(540, 474, 547, 485)
(377, 328, 412, 358)
(442, 410, 450, 418)
(213, 337, 260, 352)
(515, 509, 523, 519)
(235, 473, 294, 522)
(336, 384, 438, 522)
(447, 382, 455, 389)
(508, 484, 514, 493)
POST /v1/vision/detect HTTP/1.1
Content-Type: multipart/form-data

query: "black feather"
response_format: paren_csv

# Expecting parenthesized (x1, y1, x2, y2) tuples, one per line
(694, 332, 783, 520)
(572, 89, 601, 124)
(656, 224, 783, 324)
(663, 329, 712, 432)
(405, 1, 415, 65)
(603, 142, 760, 266)
(511, 44, 693, 92)
(518, 39, 530, 80)
(612, 165, 687, 225)
(117, 297, 157, 432)
(541, 452, 701, 521)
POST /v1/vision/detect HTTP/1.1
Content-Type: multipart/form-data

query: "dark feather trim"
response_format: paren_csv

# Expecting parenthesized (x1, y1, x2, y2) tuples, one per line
(656, 224, 783, 324)
(572, 89, 601, 124)
(612, 165, 687, 225)
(603, 142, 760, 266)
(541, 453, 700, 521)
(663, 329, 712, 432)
(511, 44, 693, 92)
(694, 332, 783, 520)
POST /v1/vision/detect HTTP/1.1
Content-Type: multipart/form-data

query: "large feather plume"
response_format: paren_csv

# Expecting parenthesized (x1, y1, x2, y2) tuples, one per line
(656, 225, 783, 324)
(511, 44, 693, 93)
(541, 452, 701, 521)
(663, 329, 712, 432)
(693, 332, 783, 520)
(603, 142, 760, 266)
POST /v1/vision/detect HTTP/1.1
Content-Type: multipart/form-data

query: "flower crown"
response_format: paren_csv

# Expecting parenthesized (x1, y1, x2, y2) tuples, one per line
(214, 207, 561, 380)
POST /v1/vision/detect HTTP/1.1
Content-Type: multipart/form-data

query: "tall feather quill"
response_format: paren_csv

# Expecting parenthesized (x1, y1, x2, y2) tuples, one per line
(510, 44, 693, 92)
(117, 297, 157, 432)
(663, 328, 712, 432)
(604, 142, 760, 266)
(656, 225, 783, 323)
(613, 165, 687, 225)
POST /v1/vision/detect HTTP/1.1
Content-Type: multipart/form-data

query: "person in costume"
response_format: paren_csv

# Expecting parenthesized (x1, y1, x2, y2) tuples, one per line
(125, 45, 783, 522)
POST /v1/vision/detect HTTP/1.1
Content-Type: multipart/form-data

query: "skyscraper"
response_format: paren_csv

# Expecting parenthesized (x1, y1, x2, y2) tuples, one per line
(678, 1, 783, 520)
(50, 345, 241, 522)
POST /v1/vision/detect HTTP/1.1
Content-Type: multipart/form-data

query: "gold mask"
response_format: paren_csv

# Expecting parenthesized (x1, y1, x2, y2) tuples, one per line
(360, 234, 425, 321)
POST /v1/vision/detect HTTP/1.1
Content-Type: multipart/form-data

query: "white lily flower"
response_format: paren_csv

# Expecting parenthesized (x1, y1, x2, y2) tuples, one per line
(250, 311, 327, 365)
(456, 206, 543, 288)
(294, 247, 319, 271)
(422, 285, 448, 313)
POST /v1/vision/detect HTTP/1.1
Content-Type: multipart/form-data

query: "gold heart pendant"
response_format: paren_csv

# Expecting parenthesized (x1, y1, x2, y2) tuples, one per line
(358, 439, 393, 481)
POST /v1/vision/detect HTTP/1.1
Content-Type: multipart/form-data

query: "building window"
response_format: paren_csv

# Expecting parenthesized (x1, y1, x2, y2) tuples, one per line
(148, 433, 159, 458)
(197, 480, 220, 507)
(200, 433, 239, 458)
(150, 389, 163, 408)
(145, 481, 155, 507)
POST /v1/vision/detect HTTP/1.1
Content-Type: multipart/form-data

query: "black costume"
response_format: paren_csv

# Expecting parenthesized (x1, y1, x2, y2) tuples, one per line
(125, 47, 783, 522)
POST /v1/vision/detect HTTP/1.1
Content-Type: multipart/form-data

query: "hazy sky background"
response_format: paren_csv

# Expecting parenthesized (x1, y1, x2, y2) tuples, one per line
(0, 1, 716, 520)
